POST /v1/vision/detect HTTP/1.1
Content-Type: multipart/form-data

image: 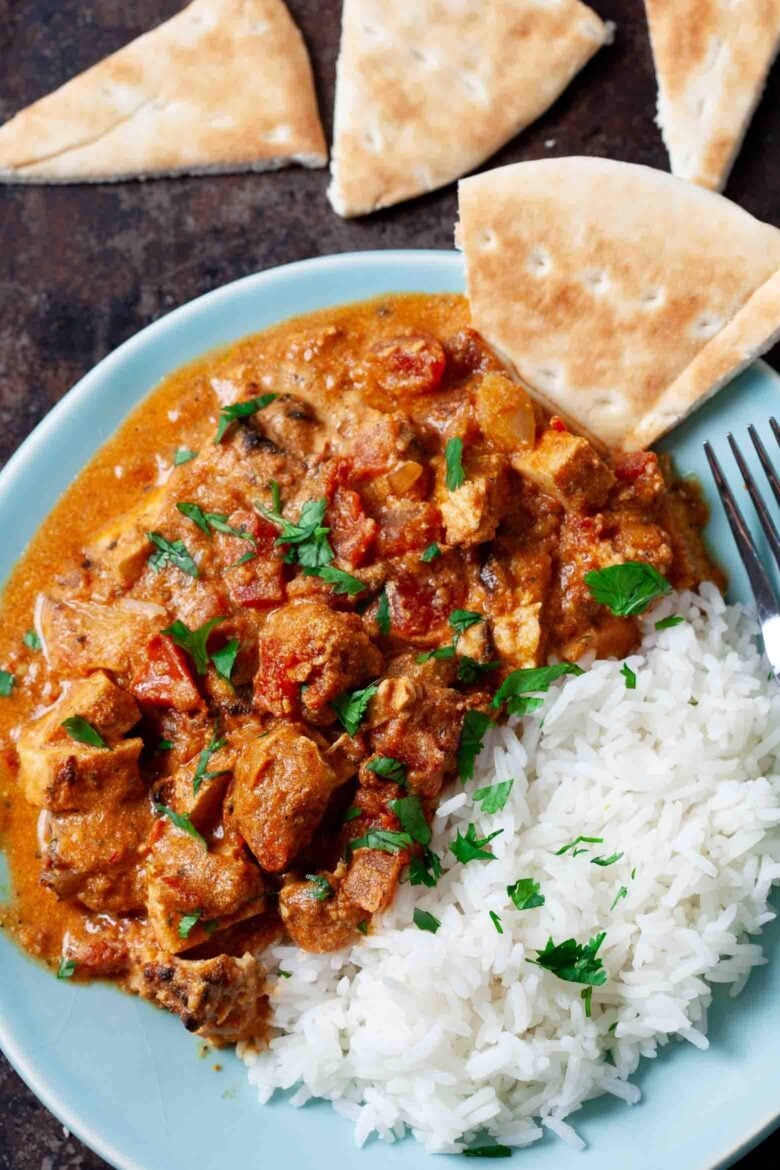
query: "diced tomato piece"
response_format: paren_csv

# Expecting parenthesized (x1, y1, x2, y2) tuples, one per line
(368, 333, 446, 397)
(613, 451, 656, 481)
(329, 487, 377, 569)
(347, 417, 408, 480)
(375, 500, 442, 557)
(224, 512, 287, 610)
(385, 568, 460, 641)
(131, 635, 203, 711)
(550, 415, 567, 433)
(254, 640, 302, 718)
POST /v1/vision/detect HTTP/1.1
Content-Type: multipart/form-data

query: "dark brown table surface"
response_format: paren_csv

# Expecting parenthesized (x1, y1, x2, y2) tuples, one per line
(0, 2, 778, 1167)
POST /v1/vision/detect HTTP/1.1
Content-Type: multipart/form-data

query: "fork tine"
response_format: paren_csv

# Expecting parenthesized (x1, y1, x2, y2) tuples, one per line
(748, 425, 780, 511)
(703, 442, 780, 631)
(771, 416, 780, 451)
(727, 432, 780, 573)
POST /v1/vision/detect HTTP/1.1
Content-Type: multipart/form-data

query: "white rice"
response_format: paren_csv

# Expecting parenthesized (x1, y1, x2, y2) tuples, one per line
(240, 584, 780, 1152)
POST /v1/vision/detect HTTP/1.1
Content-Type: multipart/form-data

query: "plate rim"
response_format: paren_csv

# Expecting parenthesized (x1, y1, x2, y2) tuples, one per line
(0, 248, 778, 1170)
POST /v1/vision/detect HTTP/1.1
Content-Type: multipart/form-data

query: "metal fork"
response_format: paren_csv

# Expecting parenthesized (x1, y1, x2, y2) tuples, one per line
(704, 418, 780, 678)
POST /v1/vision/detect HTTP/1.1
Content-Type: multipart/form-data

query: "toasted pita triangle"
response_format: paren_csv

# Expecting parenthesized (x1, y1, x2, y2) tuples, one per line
(644, 0, 780, 191)
(457, 158, 780, 450)
(0, 0, 326, 183)
(328, 0, 611, 218)
(628, 269, 780, 449)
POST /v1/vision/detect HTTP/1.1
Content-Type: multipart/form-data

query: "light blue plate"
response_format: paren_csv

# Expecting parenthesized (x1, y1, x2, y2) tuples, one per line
(0, 251, 778, 1170)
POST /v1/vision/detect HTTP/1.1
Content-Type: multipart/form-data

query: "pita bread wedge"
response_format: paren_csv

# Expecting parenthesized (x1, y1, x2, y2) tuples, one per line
(0, 0, 326, 183)
(328, 0, 612, 218)
(457, 158, 780, 450)
(644, 0, 780, 191)
(628, 269, 780, 449)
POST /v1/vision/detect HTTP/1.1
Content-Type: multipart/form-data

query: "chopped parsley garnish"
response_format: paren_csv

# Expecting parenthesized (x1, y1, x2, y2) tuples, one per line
(530, 932, 608, 986)
(332, 680, 379, 736)
(304, 874, 333, 902)
(388, 794, 431, 846)
(179, 910, 202, 939)
(444, 436, 466, 491)
(344, 805, 361, 822)
(56, 957, 76, 980)
(554, 835, 603, 856)
(507, 877, 545, 911)
(631, 867, 637, 880)
(61, 716, 109, 749)
(0, 670, 15, 697)
(610, 885, 628, 910)
(413, 907, 441, 934)
(492, 663, 583, 716)
(23, 629, 41, 651)
(227, 550, 257, 571)
(457, 710, 492, 781)
(162, 616, 224, 676)
(462, 1145, 512, 1158)
(174, 447, 198, 465)
(192, 729, 229, 795)
(376, 588, 391, 635)
(315, 566, 366, 596)
(584, 561, 672, 617)
(457, 657, 499, 684)
(255, 497, 334, 571)
(591, 852, 624, 867)
(154, 803, 207, 849)
(278, 968, 292, 978)
(450, 823, 502, 864)
(416, 644, 456, 664)
(269, 480, 282, 513)
(157, 738, 174, 751)
(489, 910, 503, 934)
(350, 828, 413, 855)
(473, 778, 513, 815)
(421, 543, 441, 562)
(409, 846, 442, 888)
(449, 610, 482, 638)
(366, 756, 407, 785)
(655, 615, 685, 630)
(147, 531, 199, 578)
(210, 638, 240, 683)
(214, 393, 277, 443)
(176, 502, 256, 545)
(620, 663, 637, 690)
(581, 986, 593, 1017)
(356, 920, 369, 935)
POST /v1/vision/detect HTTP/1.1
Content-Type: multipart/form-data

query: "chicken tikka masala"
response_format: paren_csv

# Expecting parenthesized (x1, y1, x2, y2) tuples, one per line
(0, 293, 719, 1047)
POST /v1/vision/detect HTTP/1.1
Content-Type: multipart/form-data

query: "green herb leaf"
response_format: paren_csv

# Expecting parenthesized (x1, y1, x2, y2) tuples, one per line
(356, 919, 369, 935)
(227, 550, 257, 571)
(344, 805, 361, 822)
(174, 447, 198, 466)
(365, 756, 407, 785)
(473, 778, 514, 815)
(0, 670, 15, 697)
(462, 1146, 512, 1159)
(214, 393, 277, 443)
(610, 885, 628, 910)
(445, 437, 466, 491)
(179, 909, 202, 939)
(376, 588, 391, 635)
(655, 615, 685, 631)
(449, 610, 482, 638)
(388, 794, 431, 846)
(581, 986, 593, 1017)
(278, 968, 292, 978)
(585, 561, 673, 617)
(507, 877, 545, 911)
(492, 663, 584, 715)
(269, 480, 282, 513)
(554, 835, 603, 856)
(409, 846, 442, 888)
(56, 957, 76, 980)
(255, 497, 334, 572)
(162, 616, 224, 676)
(450, 823, 502, 864)
(416, 644, 456, 664)
(421, 543, 441, 562)
(507, 695, 545, 717)
(157, 738, 174, 751)
(192, 729, 229, 795)
(530, 932, 608, 986)
(489, 910, 503, 934)
(413, 907, 441, 934)
(457, 657, 499, 684)
(457, 710, 492, 781)
(154, 802, 207, 849)
(332, 680, 379, 736)
(23, 629, 41, 651)
(304, 874, 333, 902)
(315, 566, 366, 596)
(147, 531, 199, 578)
(211, 638, 240, 682)
(350, 828, 413, 855)
(176, 501, 211, 535)
(61, 716, 109, 749)
(620, 663, 637, 690)
(176, 502, 256, 545)
(591, 852, 624, 867)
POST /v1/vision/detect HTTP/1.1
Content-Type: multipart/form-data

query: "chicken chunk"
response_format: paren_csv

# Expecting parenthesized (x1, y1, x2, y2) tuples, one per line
(340, 849, 403, 914)
(279, 869, 365, 953)
(369, 676, 465, 797)
(85, 486, 166, 587)
(513, 426, 615, 510)
(254, 600, 382, 719)
(228, 723, 343, 872)
(24, 671, 141, 746)
(42, 800, 151, 912)
(36, 596, 163, 678)
(439, 453, 511, 546)
(250, 393, 325, 460)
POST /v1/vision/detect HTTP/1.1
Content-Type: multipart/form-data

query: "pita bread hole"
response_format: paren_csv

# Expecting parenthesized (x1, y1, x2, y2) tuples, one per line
(248, 20, 271, 35)
(582, 269, 610, 295)
(693, 313, 724, 340)
(262, 125, 292, 144)
(639, 288, 664, 309)
(590, 391, 624, 417)
(478, 228, 497, 250)
(531, 364, 564, 391)
(362, 128, 384, 152)
(527, 248, 553, 276)
(460, 73, 489, 104)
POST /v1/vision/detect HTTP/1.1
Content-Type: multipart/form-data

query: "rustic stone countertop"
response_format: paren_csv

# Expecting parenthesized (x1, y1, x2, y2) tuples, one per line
(0, 1, 778, 1167)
